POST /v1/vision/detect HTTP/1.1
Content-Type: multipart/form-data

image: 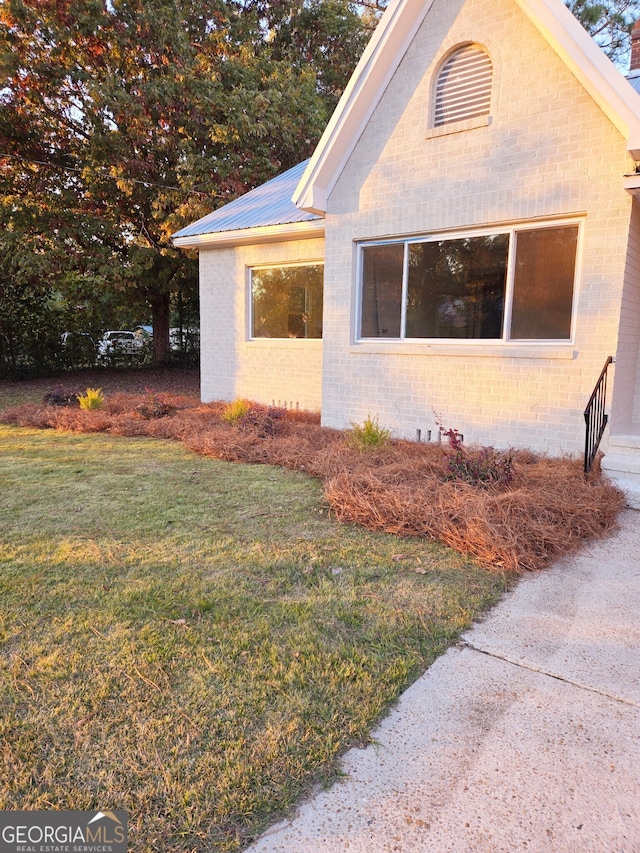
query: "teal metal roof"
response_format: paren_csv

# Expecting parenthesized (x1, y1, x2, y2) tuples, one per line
(172, 160, 322, 240)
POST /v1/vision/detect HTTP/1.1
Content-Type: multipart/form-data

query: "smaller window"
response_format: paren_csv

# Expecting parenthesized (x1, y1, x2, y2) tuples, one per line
(434, 45, 492, 127)
(250, 263, 323, 339)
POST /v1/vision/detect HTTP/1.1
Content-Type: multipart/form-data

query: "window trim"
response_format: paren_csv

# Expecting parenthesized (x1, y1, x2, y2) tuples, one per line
(354, 218, 583, 347)
(425, 114, 491, 140)
(247, 259, 324, 341)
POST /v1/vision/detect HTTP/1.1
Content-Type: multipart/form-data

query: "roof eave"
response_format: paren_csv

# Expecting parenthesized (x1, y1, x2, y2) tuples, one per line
(294, 0, 640, 214)
(172, 219, 325, 250)
(293, 0, 436, 214)
(513, 0, 640, 154)
(628, 137, 640, 160)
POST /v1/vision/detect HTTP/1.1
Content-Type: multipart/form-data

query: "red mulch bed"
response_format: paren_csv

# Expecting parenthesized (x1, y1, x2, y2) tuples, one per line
(1, 378, 624, 574)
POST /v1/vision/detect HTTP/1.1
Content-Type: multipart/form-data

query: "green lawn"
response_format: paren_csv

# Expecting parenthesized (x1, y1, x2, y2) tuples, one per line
(0, 424, 508, 851)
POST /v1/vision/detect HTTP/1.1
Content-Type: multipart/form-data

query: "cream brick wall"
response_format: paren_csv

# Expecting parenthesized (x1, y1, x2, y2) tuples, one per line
(199, 237, 324, 411)
(321, 0, 636, 453)
(619, 199, 640, 427)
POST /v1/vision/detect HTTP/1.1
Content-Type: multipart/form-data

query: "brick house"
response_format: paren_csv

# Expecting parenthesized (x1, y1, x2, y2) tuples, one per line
(173, 0, 640, 506)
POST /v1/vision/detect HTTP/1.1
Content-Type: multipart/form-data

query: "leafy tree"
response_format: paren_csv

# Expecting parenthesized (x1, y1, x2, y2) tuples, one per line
(0, 0, 367, 369)
(4, 0, 631, 376)
(0, 280, 66, 378)
(567, 0, 640, 64)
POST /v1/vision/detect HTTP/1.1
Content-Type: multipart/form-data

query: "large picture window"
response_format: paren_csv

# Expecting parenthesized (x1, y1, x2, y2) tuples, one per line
(358, 223, 579, 342)
(251, 263, 323, 339)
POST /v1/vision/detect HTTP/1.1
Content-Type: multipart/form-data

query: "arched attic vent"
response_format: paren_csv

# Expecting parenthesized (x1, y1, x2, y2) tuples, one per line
(434, 44, 493, 127)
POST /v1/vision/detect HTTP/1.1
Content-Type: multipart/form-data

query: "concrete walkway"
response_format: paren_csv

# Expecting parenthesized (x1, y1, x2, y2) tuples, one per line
(247, 510, 640, 853)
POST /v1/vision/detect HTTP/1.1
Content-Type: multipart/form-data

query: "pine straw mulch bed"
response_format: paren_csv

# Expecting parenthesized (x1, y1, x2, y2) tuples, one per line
(1, 392, 625, 574)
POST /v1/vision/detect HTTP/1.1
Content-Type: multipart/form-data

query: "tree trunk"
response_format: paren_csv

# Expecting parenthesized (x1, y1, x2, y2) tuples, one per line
(151, 291, 171, 366)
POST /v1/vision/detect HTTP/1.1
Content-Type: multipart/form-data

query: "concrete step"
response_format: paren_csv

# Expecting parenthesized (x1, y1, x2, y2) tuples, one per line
(608, 424, 640, 450)
(602, 475, 640, 510)
(601, 453, 640, 475)
(606, 434, 640, 455)
(601, 450, 640, 509)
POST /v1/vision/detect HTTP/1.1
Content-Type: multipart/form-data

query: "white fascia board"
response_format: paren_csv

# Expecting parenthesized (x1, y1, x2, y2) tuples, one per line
(293, 0, 436, 214)
(623, 173, 640, 197)
(171, 219, 325, 250)
(514, 0, 640, 157)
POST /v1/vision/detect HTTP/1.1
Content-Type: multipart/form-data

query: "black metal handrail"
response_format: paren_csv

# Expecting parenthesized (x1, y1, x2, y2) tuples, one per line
(584, 356, 614, 473)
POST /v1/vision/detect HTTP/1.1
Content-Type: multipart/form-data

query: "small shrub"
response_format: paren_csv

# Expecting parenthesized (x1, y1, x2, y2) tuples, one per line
(440, 425, 464, 450)
(43, 386, 79, 408)
(238, 405, 286, 438)
(77, 388, 105, 411)
(134, 392, 175, 420)
(435, 415, 513, 488)
(446, 446, 514, 488)
(348, 415, 391, 451)
(221, 398, 251, 424)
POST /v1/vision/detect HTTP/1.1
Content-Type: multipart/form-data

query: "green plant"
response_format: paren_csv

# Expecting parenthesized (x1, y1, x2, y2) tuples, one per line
(348, 414, 391, 451)
(77, 387, 104, 411)
(221, 398, 251, 424)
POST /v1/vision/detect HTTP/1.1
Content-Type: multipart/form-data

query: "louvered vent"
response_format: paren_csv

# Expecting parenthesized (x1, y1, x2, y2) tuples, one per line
(434, 45, 492, 127)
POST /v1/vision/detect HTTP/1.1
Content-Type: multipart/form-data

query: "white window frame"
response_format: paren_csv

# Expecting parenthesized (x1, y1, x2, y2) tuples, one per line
(355, 219, 583, 346)
(247, 260, 324, 341)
